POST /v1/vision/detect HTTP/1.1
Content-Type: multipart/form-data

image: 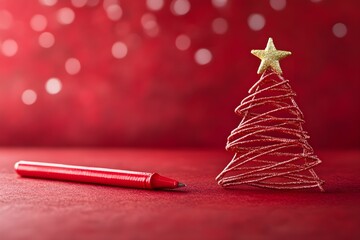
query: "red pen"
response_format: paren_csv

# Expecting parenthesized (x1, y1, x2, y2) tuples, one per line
(14, 160, 186, 190)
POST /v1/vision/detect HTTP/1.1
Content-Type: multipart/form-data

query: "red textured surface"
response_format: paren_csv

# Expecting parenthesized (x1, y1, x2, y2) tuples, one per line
(0, 1, 358, 148)
(1, 148, 359, 239)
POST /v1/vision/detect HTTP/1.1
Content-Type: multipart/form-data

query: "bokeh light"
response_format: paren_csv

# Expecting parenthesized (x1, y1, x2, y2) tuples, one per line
(175, 34, 191, 51)
(211, 0, 227, 8)
(39, 0, 58, 6)
(112, 41, 128, 59)
(106, 4, 122, 21)
(30, 14, 47, 32)
(171, 0, 191, 16)
(21, 89, 37, 105)
(1, 39, 18, 57)
(146, 0, 164, 11)
(212, 18, 228, 34)
(248, 13, 266, 31)
(56, 7, 75, 25)
(38, 32, 55, 48)
(332, 23, 347, 38)
(269, 0, 286, 11)
(141, 13, 160, 37)
(65, 58, 81, 75)
(194, 48, 212, 65)
(45, 78, 62, 95)
(0, 0, 355, 149)
(71, 0, 87, 8)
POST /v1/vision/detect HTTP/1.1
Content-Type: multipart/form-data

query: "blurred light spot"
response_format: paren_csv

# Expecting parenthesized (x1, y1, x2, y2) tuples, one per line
(30, 15, 47, 32)
(170, 0, 190, 16)
(65, 58, 81, 75)
(212, 18, 228, 34)
(175, 34, 191, 51)
(57, 8, 75, 25)
(141, 13, 160, 37)
(87, 0, 99, 6)
(0, 10, 13, 30)
(38, 32, 55, 48)
(106, 4, 122, 21)
(103, 0, 118, 9)
(146, 0, 164, 11)
(194, 48, 212, 65)
(22, 89, 37, 105)
(45, 78, 62, 95)
(112, 41, 128, 59)
(1, 39, 18, 57)
(211, 0, 227, 8)
(310, 0, 322, 2)
(248, 13, 265, 31)
(141, 13, 157, 29)
(39, 0, 58, 6)
(269, 0, 286, 11)
(71, 0, 87, 8)
(332, 23, 347, 38)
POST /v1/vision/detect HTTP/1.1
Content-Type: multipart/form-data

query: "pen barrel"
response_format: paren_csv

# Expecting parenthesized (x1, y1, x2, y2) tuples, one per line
(15, 161, 154, 189)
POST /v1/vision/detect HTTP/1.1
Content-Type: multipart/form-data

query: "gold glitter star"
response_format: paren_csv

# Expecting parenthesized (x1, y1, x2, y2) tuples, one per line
(251, 37, 291, 75)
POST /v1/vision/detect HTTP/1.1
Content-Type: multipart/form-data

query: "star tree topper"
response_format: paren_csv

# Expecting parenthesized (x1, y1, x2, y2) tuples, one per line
(251, 38, 292, 74)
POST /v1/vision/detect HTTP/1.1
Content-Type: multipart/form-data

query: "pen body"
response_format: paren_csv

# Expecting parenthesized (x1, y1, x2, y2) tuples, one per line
(15, 161, 157, 189)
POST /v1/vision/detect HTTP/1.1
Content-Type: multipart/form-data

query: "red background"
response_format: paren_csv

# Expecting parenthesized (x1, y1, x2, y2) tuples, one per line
(0, 0, 358, 149)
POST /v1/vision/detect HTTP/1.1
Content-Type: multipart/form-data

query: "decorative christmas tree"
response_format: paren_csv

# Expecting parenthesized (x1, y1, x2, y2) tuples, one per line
(216, 38, 324, 191)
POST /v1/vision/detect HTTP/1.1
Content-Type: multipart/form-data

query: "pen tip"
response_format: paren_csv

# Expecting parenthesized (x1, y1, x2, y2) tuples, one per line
(177, 182, 186, 188)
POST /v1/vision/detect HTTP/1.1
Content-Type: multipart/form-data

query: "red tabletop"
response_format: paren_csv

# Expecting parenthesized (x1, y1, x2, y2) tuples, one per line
(0, 148, 359, 240)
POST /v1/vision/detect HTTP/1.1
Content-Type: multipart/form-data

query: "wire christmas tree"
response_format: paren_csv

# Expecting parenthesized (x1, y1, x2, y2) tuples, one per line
(216, 38, 324, 191)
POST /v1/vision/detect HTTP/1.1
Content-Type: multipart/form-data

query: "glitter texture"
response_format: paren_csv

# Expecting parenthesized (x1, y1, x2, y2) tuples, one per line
(251, 38, 291, 74)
